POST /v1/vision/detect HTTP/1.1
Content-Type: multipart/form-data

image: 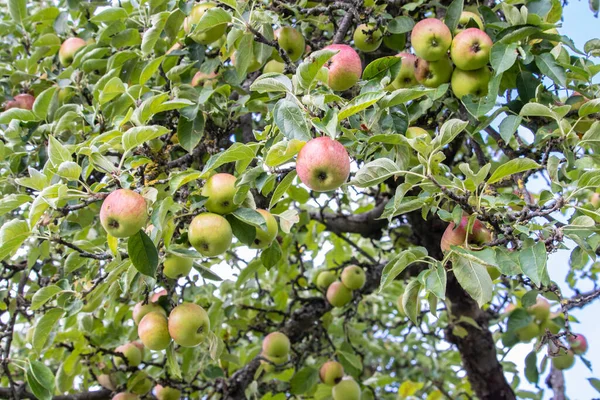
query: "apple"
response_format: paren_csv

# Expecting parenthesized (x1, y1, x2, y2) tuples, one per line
(516, 321, 540, 342)
(162, 254, 193, 279)
(405, 127, 429, 138)
(168, 302, 210, 347)
(263, 60, 285, 74)
(539, 319, 561, 334)
(138, 311, 171, 351)
(262, 331, 290, 358)
(4, 93, 35, 110)
(390, 53, 418, 89)
(188, 213, 233, 257)
(112, 394, 139, 400)
(322, 44, 362, 91)
(568, 334, 588, 355)
(440, 216, 491, 252)
(552, 349, 575, 370)
(341, 265, 366, 290)
(415, 56, 453, 88)
(353, 24, 383, 53)
(590, 192, 600, 208)
(296, 136, 350, 192)
(320, 361, 344, 385)
(59, 37, 86, 66)
(151, 289, 168, 303)
(184, 3, 227, 45)
(326, 281, 353, 308)
(191, 70, 218, 87)
(410, 18, 452, 61)
(383, 33, 406, 51)
(527, 297, 551, 321)
(332, 377, 361, 400)
(450, 28, 493, 71)
(97, 374, 116, 391)
(504, 303, 517, 314)
(114, 342, 143, 367)
(99, 189, 148, 238)
(451, 67, 491, 99)
(202, 173, 238, 215)
(316, 270, 337, 289)
(455, 11, 484, 33)
(277, 26, 305, 61)
(250, 209, 278, 249)
(130, 372, 152, 395)
(261, 353, 288, 373)
(155, 385, 181, 400)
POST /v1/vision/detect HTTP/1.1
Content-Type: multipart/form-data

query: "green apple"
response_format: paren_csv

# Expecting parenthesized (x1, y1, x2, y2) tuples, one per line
(455, 11, 484, 33)
(133, 300, 166, 325)
(59, 37, 86, 66)
(296, 136, 350, 192)
(451, 67, 491, 99)
(415, 56, 453, 88)
(410, 18, 452, 61)
(188, 213, 233, 257)
(320, 361, 344, 385)
(112, 394, 139, 400)
(114, 342, 143, 367)
(390, 53, 418, 89)
(332, 377, 361, 400)
(277, 26, 305, 61)
(405, 127, 430, 138)
(263, 60, 285, 74)
(100, 189, 148, 238)
(383, 33, 406, 51)
(168, 302, 210, 347)
(353, 24, 383, 53)
(450, 28, 493, 71)
(201, 173, 238, 215)
(527, 297, 551, 321)
(138, 311, 171, 351)
(261, 353, 288, 373)
(251, 209, 278, 249)
(516, 321, 540, 342)
(155, 385, 181, 400)
(262, 331, 290, 358)
(326, 281, 353, 308)
(184, 3, 227, 45)
(163, 254, 193, 279)
(97, 374, 116, 391)
(316, 270, 337, 289)
(552, 348, 575, 370)
(341, 265, 366, 290)
(322, 44, 362, 91)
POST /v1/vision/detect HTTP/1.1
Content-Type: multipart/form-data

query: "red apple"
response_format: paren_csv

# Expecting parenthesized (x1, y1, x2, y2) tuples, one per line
(450, 28, 493, 71)
(99, 189, 148, 238)
(59, 37, 87, 66)
(410, 18, 452, 61)
(323, 44, 362, 91)
(568, 333, 588, 355)
(440, 216, 491, 252)
(4, 93, 35, 110)
(296, 136, 350, 192)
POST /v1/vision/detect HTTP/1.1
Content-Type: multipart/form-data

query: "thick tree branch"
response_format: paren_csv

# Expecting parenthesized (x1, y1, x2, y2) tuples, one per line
(0, 387, 112, 400)
(308, 199, 388, 238)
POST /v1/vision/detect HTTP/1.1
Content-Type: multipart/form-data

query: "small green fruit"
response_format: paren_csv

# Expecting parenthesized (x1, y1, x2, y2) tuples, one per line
(332, 377, 361, 400)
(552, 349, 575, 370)
(527, 297, 551, 321)
(516, 321, 541, 342)
(316, 270, 337, 289)
(250, 209, 278, 249)
(138, 311, 171, 351)
(201, 173, 238, 215)
(341, 265, 366, 290)
(168, 302, 211, 347)
(163, 255, 193, 279)
(262, 332, 290, 358)
(353, 24, 383, 53)
(114, 342, 143, 367)
(320, 361, 344, 385)
(188, 213, 233, 257)
(155, 385, 181, 400)
(326, 281, 353, 308)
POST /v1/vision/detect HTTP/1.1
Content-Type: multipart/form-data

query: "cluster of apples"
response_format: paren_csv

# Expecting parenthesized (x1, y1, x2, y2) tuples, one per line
(261, 331, 291, 372)
(316, 265, 366, 308)
(320, 361, 361, 400)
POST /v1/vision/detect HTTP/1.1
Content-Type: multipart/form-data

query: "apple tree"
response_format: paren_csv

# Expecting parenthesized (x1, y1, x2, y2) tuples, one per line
(0, 0, 599, 399)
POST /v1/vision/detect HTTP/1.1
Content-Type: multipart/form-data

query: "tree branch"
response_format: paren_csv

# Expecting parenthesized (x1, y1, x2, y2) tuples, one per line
(0, 388, 112, 400)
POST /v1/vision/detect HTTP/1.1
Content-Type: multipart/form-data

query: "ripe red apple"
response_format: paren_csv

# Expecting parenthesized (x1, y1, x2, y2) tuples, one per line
(262, 332, 290, 358)
(138, 311, 171, 351)
(390, 53, 418, 89)
(184, 3, 227, 45)
(568, 334, 588, 355)
(251, 209, 278, 249)
(322, 44, 362, 91)
(415, 56, 453, 88)
(277, 26, 305, 61)
(59, 37, 86, 66)
(296, 136, 350, 192)
(450, 28, 493, 71)
(133, 301, 166, 325)
(112, 393, 139, 400)
(162, 254, 193, 279)
(155, 385, 181, 400)
(455, 11, 484, 33)
(168, 302, 210, 347)
(99, 189, 148, 238)
(451, 67, 491, 99)
(383, 33, 406, 51)
(320, 361, 344, 385)
(332, 377, 361, 400)
(151, 289, 168, 303)
(4, 93, 35, 110)
(527, 297, 551, 321)
(114, 342, 143, 367)
(202, 173, 238, 215)
(326, 281, 353, 307)
(188, 213, 233, 257)
(191, 70, 218, 87)
(316, 270, 337, 289)
(353, 24, 383, 53)
(410, 18, 452, 61)
(341, 265, 366, 290)
(440, 216, 491, 252)
(552, 348, 575, 370)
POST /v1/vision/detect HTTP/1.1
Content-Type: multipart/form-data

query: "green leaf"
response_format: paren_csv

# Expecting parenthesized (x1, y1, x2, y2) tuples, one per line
(191, 8, 231, 35)
(387, 16, 415, 34)
(362, 56, 401, 81)
(231, 208, 267, 230)
(33, 308, 64, 354)
(520, 103, 557, 120)
(402, 279, 422, 324)
(0, 220, 30, 261)
(290, 367, 319, 395)
(452, 254, 493, 306)
(265, 140, 304, 168)
(524, 351, 539, 384)
(123, 125, 170, 153)
(499, 115, 522, 143)
(99, 77, 125, 105)
(177, 113, 205, 153)
(141, 12, 169, 55)
(139, 56, 165, 85)
(519, 241, 549, 286)
(0, 194, 31, 217)
(535, 53, 567, 88)
(250, 73, 293, 93)
(350, 158, 402, 188)
(490, 43, 518, 75)
(90, 7, 128, 23)
(201, 143, 256, 177)
(0, 108, 37, 124)
(269, 170, 297, 209)
(296, 49, 336, 89)
(379, 247, 427, 292)
(444, 0, 464, 33)
(516, 71, 539, 103)
(57, 161, 82, 181)
(127, 230, 158, 277)
(32, 87, 57, 119)
(379, 88, 432, 108)
(236, 259, 262, 288)
(425, 263, 447, 300)
(273, 98, 311, 141)
(31, 285, 63, 311)
(8, 0, 26, 23)
(589, 378, 600, 394)
(48, 135, 72, 166)
(166, 344, 182, 379)
(261, 241, 282, 269)
(579, 98, 600, 117)
(436, 118, 469, 147)
(487, 158, 540, 184)
(338, 92, 384, 120)
(27, 360, 55, 400)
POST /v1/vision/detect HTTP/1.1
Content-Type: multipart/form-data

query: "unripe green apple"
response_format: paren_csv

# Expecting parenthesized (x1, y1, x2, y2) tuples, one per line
(59, 37, 86, 66)
(332, 377, 361, 400)
(353, 24, 383, 53)
(450, 28, 493, 71)
(201, 173, 238, 215)
(138, 311, 171, 351)
(130, 372, 152, 395)
(451, 67, 491, 99)
(264, 60, 285, 74)
(455, 11, 484, 33)
(168, 302, 210, 347)
(405, 127, 430, 139)
(262, 332, 290, 358)
(516, 321, 541, 342)
(261, 353, 288, 373)
(112, 393, 139, 400)
(320, 361, 344, 385)
(316, 270, 337, 289)
(326, 281, 353, 308)
(188, 213, 233, 257)
(341, 265, 366, 290)
(251, 209, 278, 249)
(527, 297, 551, 321)
(415, 56, 453, 88)
(4, 94, 35, 110)
(552, 348, 575, 370)
(390, 53, 418, 89)
(383, 33, 406, 51)
(184, 3, 227, 45)
(163, 254, 193, 279)
(100, 189, 148, 238)
(410, 18, 452, 61)
(568, 333, 588, 355)
(277, 26, 305, 61)
(114, 342, 143, 367)
(155, 385, 181, 400)
(296, 136, 350, 192)
(322, 44, 362, 92)
(98, 374, 116, 391)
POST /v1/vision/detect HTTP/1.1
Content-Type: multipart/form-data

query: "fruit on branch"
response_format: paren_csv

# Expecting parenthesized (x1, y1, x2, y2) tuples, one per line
(184, 3, 227, 45)
(341, 265, 366, 290)
(410, 18, 452, 61)
(263, 60, 285, 74)
(112, 394, 139, 400)
(326, 281, 353, 307)
(568, 334, 588, 355)
(114, 342, 143, 367)
(332, 377, 361, 400)
(262, 332, 291, 358)
(162, 254, 193, 279)
(516, 321, 541, 342)
(527, 297, 551, 322)
(320, 361, 344, 385)
(405, 127, 430, 138)
(4, 93, 35, 110)
(59, 37, 86, 66)
(133, 300, 166, 325)
(296, 136, 350, 192)
(390, 53, 418, 89)
(97, 374, 116, 391)
(590, 192, 600, 208)
(322, 44, 362, 91)
(353, 24, 383, 53)
(551, 348, 575, 370)
(191, 71, 218, 87)
(130, 372, 153, 395)
(188, 213, 233, 256)
(455, 11, 484, 33)
(415, 56, 453, 88)
(155, 385, 181, 400)
(151, 289, 168, 303)
(261, 353, 289, 373)
(450, 28, 492, 71)
(138, 311, 171, 350)
(100, 189, 148, 238)
(277, 26, 306, 61)
(168, 302, 210, 347)
(316, 270, 337, 289)
(451, 67, 491, 99)
(250, 209, 278, 249)
(383, 33, 406, 51)
(201, 173, 238, 215)
(440, 216, 491, 252)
